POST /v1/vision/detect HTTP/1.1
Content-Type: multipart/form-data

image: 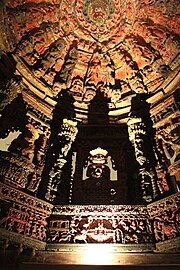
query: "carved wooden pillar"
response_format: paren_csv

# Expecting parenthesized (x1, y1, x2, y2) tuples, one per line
(45, 118, 78, 202)
(151, 90, 179, 193)
(127, 95, 159, 203)
(27, 124, 51, 193)
(0, 114, 50, 192)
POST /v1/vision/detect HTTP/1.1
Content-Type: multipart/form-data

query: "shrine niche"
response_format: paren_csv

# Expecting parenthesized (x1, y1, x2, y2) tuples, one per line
(79, 147, 116, 204)
(70, 124, 139, 205)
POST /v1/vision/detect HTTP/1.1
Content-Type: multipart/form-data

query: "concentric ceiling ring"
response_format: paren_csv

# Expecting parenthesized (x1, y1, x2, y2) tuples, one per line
(60, 0, 136, 48)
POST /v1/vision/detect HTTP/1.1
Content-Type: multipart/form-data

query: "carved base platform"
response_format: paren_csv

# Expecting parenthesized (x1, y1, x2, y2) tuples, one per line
(1, 247, 180, 270)
(0, 181, 179, 269)
(23, 245, 180, 267)
(0, 228, 46, 250)
(155, 236, 180, 253)
(47, 242, 155, 254)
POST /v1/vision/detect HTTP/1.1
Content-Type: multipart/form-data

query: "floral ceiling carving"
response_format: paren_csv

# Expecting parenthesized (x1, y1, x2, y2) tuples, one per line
(0, 0, 179, 119)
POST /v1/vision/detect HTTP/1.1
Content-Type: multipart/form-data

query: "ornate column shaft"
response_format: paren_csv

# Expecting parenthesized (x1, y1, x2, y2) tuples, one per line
(0, 115, 50, 192)
(27, 124, 51, 193)
(45, 118, 78, 202)
(127, 95, 159, 203)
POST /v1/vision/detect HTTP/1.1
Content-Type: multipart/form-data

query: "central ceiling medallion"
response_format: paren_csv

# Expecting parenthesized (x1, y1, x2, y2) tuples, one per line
(59, 0, 136, 46)
(83, 0, 115, 27)
(74, 0, 120, 41)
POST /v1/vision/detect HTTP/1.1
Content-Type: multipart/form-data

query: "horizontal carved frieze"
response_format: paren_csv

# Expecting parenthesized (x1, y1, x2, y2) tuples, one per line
(52, 204, 148, 217)
(147, 192, 180, 218)
(0, 182, 53, 214)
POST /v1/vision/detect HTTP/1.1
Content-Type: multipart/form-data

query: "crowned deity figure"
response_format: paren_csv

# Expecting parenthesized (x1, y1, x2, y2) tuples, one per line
(82, 147, 112, 204)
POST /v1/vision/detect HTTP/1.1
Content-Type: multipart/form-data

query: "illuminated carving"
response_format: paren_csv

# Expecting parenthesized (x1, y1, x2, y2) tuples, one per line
(59, 118, 78, 144)
(156, 119, 180, 176)
(0, 182, 53, 242)
(33, 38, 66, 86)
(90, 147, 108, 162)
(148, 193, 180, 242)
(155, 164, 170, 194)
(0, 115, 50, 192)
(83, 84, 96, 102)
(46, 193, 180, 245)
(0, 151, 34, 189)
(53, 41, 78, 95)
(47, 204, 154, 244)
(46, 118, 78, 201)
(69, 76, 84, 102)
(0, 1, 180, 262)
(128, 116, 159, 202)
(128, 95, 160, 203)
(83, 0, 115, 27)
(87, 147, 109, 179)
(79, 147, 121, 204)
(1, 0, 178, 105)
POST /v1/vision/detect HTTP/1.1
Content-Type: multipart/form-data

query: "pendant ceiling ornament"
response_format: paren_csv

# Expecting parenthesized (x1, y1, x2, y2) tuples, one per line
(0, 0, 179, 122)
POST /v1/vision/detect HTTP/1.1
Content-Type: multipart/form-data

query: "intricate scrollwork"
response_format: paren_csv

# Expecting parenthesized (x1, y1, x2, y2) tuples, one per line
(0, 115, 50, 192)
(0, 183, 53, 243)
(47, 204, 153, 244)
(148, 193, 180, 242)
(156, 118, 180, 176)
(0, 151, 34, 188)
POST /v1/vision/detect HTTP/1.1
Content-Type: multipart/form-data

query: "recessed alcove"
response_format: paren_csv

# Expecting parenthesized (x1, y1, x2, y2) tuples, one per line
(69, 124, 139, 205)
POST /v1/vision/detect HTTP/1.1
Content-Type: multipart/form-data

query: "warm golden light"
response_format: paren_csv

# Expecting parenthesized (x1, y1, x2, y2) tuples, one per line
(81, 244, 114, 265)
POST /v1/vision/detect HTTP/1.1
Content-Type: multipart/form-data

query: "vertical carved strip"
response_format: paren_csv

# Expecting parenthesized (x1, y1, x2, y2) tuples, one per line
(45, 118, 78, 202)
(127, 95, 159, 203)
(27, 125, 51, 193)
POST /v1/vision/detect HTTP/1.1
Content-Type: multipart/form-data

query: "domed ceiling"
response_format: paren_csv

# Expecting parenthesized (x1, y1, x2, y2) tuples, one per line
(0, 0, 179, 122)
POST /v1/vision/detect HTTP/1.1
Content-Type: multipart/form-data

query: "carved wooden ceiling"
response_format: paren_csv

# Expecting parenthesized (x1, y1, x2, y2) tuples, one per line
(0, 0, 179, 123)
